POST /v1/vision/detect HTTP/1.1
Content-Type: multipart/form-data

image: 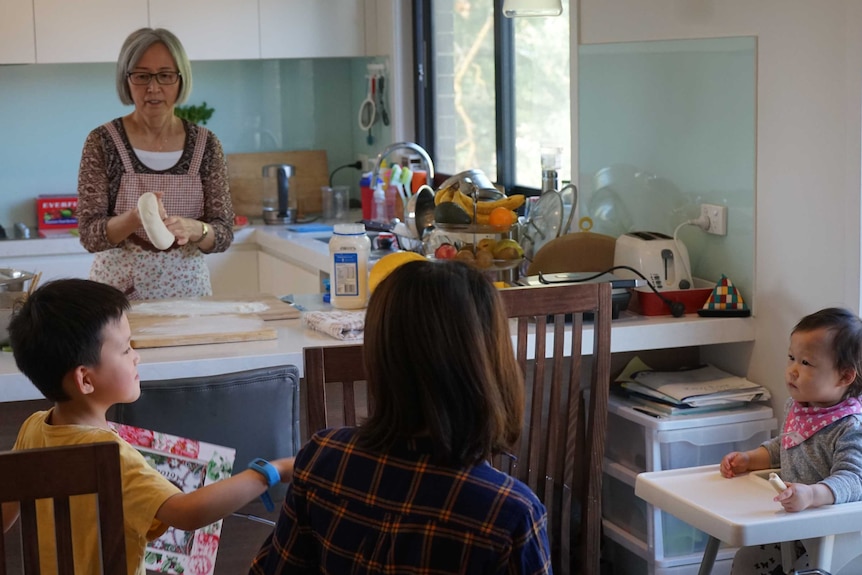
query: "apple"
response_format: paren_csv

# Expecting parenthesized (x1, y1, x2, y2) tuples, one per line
(434, 243, 458, 260)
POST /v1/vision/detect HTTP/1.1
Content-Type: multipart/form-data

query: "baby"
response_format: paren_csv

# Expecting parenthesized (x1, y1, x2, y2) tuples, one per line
(720, 307, 862, 574)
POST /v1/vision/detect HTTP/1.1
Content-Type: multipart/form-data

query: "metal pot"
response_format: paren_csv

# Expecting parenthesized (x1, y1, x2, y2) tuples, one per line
(404, 185, 436, 240)
(438, 169, 503, 201)
(0, 269, 34, 293)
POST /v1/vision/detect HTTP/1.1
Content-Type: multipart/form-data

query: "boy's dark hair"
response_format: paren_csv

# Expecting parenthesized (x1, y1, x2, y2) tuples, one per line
(360, 260, 524, 466)
(8, 279, 130, 402)
(794, 307, 862, 398)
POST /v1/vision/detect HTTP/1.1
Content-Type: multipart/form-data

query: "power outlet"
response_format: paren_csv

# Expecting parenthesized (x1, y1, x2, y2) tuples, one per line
(357, 154, 370, 172)
(700, 203, 728, 236)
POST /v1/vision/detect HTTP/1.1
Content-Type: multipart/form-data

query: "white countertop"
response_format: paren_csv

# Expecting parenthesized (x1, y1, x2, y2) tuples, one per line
(0, 310, 754, 402)
(0, 222, 756, 403)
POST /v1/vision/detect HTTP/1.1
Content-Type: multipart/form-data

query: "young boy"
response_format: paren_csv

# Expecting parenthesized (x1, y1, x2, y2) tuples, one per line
(1, 278, 294, 575)
(720, 307, 862, 575)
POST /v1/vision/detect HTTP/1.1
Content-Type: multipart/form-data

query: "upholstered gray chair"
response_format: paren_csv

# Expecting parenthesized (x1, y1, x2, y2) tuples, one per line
(110, 364, 301, 471)
(109, 365, 301, 575)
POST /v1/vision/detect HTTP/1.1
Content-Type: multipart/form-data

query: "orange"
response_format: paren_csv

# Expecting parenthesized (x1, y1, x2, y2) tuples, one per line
(488, 207, 516, 229)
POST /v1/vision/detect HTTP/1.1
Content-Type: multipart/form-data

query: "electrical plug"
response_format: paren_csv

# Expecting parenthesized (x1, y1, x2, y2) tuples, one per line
(689, 214, 711, 231)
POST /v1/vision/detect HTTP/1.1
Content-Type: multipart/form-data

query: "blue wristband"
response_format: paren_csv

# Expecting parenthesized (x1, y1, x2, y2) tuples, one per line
(248, 458, 279, 512)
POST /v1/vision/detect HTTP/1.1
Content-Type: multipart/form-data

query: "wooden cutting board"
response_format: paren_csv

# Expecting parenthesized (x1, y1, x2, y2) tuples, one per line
(129, 314, 278, 349)
(227, 151, 329, 218)
(129, 294, 301, 321)
(127, 294, 300, 348)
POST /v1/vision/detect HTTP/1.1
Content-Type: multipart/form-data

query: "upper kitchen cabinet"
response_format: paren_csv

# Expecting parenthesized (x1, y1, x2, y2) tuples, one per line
(260, 0, 366, 59)
(149, 0, 260, 61)
(33, 0, 148, 63)
(0, 0, 35, 63)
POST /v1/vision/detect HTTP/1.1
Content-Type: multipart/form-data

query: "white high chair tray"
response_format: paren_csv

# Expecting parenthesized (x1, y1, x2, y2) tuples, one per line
(636, 464, 862, 573)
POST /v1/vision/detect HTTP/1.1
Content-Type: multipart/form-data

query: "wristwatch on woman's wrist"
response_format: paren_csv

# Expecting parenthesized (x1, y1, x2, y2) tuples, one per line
(248, 458, 279, 511)
(197, 221, 209, 243)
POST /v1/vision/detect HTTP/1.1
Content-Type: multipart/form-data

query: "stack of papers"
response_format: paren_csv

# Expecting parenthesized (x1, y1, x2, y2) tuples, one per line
(616, 357, 771, 416)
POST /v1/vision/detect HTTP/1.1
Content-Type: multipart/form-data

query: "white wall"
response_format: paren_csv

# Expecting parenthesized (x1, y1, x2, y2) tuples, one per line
(578, 0, 862, 406)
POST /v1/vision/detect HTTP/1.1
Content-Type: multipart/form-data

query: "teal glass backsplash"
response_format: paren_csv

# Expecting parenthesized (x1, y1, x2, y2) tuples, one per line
(0, 57, 388, 229)
(579, 37, 756, 307)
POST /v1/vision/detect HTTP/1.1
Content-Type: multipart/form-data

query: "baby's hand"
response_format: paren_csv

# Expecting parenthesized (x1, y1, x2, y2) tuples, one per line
(775, 482, 811, 512)
(720, 451, 750, 477)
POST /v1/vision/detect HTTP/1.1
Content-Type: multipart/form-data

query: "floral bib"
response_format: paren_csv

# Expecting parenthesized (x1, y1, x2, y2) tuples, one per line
(782, 397, 862, 449)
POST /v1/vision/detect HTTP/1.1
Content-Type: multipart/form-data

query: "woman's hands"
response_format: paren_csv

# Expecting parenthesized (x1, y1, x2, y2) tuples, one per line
(164, 215, 205, 246)
(141, 192, 212, 248)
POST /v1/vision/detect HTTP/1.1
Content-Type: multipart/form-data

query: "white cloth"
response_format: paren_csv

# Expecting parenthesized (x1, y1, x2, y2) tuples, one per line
(302, 310, 366, 340)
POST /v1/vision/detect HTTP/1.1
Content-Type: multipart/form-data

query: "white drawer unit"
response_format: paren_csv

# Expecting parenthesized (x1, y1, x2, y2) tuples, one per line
(602, 394, 777, 575)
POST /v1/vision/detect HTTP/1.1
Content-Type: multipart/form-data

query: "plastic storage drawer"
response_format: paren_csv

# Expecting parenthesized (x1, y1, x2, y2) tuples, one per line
(604, 463, 718, 559)
(603, 528, 733, 575)
(605, 395, 776, 474)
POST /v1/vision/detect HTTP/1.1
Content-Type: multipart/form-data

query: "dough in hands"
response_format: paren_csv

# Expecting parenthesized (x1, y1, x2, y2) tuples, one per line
(137, 192, 174, 250)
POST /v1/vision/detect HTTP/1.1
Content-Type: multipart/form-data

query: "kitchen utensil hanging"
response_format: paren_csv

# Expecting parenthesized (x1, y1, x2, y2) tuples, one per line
(378, 75, 390, 126)
(358, 75, 377, 145)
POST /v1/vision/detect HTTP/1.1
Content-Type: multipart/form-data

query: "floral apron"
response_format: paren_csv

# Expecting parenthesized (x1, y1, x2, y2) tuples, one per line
(89, 121, 212, 300)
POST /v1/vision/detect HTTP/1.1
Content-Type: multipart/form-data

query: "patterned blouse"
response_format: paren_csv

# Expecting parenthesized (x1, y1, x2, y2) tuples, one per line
(77, 117, 233, 253)
(249, 427, 553, 575)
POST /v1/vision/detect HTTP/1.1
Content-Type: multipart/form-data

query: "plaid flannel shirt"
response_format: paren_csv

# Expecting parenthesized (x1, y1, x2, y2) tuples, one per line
(249, 427, 552, 575)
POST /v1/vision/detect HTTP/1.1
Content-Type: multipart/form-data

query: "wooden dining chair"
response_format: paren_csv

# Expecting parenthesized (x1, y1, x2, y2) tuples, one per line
(0, 441, 126, 575)
(303, 344, 367, 438)
(497, 282, 613, 575)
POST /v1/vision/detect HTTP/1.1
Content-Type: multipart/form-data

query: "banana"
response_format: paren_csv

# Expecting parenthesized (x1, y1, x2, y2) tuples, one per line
(434, 187, 455, 205)
(453, 190, 475, 215)
(433, 191, 526, 224)
(475, 194, 526, 214)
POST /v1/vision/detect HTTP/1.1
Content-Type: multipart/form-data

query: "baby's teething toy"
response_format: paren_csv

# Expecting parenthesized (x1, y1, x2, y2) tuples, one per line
(768, 472, 788, 493)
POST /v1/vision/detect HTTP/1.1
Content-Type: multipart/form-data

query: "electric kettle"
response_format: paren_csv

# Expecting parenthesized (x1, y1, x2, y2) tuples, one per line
(261, 164, 296, 225)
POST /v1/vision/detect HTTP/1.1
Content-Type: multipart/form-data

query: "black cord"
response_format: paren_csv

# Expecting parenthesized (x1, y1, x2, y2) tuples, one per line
(537, 265, 687, 318)
(328, 161, 363, 187)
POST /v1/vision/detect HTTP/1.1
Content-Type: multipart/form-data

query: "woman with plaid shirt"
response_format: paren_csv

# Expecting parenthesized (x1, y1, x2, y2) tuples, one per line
(250, 260, 552, 574)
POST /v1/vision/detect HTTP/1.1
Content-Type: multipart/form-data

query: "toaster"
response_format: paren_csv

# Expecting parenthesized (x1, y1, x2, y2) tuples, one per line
(613, 231, 692, 290)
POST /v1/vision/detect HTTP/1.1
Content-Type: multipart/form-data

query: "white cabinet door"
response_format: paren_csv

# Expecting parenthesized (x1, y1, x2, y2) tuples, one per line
(258, 251, 321, 298)
(33, 0, 148, 63)
(0, 0, 36, 64)
(260, 0, 366, 59)
(149, 0, 260, 61)
(206, 246, 259, 296)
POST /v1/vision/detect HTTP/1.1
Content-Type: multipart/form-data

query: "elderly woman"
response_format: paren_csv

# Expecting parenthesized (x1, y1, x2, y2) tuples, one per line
(250, 260, 552, 574)
(77, 27, 233, 299)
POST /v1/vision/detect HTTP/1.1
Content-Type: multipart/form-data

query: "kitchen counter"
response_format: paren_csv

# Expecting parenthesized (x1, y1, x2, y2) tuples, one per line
(0, 223, 326, 262)
(0, 220, 756, 402)
(0, 311, 754, 402)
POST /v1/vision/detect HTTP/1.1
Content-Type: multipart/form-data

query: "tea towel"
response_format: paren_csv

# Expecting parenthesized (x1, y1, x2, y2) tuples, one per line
(302, 310, 366, 341)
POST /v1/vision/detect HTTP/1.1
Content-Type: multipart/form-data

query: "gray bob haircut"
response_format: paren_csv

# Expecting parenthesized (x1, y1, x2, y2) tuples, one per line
(116, 28, 193, 106)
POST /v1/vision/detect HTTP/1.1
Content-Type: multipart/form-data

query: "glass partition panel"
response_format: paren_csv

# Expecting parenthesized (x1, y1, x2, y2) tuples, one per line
(578, 37, 756, 306)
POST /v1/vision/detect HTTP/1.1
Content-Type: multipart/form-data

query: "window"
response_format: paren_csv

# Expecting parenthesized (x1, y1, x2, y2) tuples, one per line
(414, 0, 570, 194)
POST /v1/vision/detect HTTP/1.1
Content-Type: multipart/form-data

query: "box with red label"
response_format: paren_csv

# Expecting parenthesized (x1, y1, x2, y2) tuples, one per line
(37, 195, 78, 230)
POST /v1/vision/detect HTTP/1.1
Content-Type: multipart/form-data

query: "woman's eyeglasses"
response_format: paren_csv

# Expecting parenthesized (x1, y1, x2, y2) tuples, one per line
(127, 72, 181, 85)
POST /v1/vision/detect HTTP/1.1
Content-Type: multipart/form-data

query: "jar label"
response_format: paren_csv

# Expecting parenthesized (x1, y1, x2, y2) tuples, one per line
(333, 253, 360, 296)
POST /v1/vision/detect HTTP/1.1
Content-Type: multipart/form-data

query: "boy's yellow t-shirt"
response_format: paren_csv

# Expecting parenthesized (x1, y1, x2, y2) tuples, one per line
(13, 409, 182, 575)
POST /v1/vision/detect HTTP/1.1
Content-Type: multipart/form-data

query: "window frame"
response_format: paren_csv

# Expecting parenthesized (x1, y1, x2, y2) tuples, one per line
(412, 0, 540, 197)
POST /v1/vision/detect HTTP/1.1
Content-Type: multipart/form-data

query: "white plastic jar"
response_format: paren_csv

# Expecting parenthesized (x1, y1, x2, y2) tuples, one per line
(329, 223, 371, 309)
